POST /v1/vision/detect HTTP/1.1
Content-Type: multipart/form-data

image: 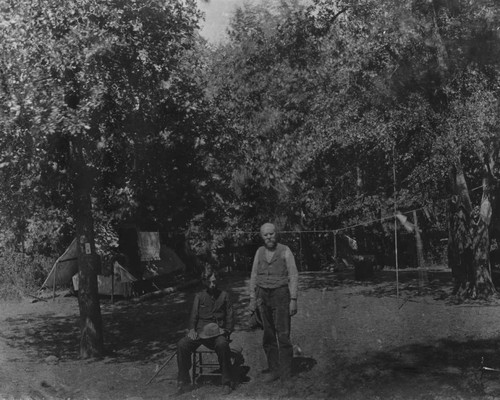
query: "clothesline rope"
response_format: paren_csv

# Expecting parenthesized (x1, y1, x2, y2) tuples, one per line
(225, 184, 486, 236)
(165, 184, 483, 237)
(227, 205, 430, 236)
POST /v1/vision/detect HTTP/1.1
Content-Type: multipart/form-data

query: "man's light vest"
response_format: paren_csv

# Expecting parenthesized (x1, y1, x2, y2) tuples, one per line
(255, 243, 289, 289)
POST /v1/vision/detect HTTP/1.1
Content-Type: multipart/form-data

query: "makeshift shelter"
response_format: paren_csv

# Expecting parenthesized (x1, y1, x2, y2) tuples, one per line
(41, 232, 186, 296)
(72, 261, 137, 297)
(41, 238, 132, 296)
(41, 238, 79, 289)
(142, 244, 186, 279)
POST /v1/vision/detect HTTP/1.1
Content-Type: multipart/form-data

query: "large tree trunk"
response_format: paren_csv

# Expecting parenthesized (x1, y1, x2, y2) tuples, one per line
(449, 160, 497, 299)
(487, 143, 500, 271)
(64, 67, 103, 357)
(448, 165, 473, 296)
(74, 167, 104, 358)
(470, 166, 496, 299)
(72, 143, 104, 358)
(413, 210, 428, 289)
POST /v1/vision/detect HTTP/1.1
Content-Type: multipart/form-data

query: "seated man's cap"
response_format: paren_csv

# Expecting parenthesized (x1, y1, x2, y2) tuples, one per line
(199, 322, 224, 339)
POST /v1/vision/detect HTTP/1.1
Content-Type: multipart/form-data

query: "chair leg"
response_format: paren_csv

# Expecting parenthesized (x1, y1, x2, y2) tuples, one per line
(193, 350, 224, 384)
(192, 352, 197, 384)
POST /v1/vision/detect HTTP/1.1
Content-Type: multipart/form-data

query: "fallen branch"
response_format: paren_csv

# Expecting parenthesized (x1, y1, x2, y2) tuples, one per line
(146, 351, 177, 385)
(28, 293, 48, 302)
(135, 279, 200, 302)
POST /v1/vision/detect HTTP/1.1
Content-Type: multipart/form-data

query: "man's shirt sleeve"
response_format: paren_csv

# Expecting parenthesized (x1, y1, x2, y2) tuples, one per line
(188, 293, 200, 330)
(249, 250, 259, 300)
(285, 247, 299, 299)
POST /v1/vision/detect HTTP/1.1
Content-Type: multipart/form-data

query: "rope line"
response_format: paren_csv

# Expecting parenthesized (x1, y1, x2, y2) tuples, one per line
(225, 184, 485, 236)
(227, 205, 431, 236)
(167, 184, 483, 237)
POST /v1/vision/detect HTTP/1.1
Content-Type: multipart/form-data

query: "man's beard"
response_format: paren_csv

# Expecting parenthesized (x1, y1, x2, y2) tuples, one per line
(207, 287, 218, 295)
(265, 240, 276, 249)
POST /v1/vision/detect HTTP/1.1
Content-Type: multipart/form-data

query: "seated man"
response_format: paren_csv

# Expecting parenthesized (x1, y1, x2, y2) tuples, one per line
(176, 265, 234, 395)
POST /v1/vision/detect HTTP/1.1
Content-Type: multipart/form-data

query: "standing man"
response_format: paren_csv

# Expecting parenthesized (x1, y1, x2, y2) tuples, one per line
(176, 265, 234, 395)
(249, 222, 299, 383)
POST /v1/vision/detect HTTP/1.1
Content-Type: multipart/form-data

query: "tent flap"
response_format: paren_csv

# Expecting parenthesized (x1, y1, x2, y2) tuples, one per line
(41, 239, 79, 288)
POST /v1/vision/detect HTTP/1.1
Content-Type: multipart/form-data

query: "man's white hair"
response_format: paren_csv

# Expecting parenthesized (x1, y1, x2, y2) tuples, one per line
(260, 222, 276, 234)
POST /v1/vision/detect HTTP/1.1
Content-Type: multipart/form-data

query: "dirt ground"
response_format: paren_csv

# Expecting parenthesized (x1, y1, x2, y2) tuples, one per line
(3, 268, 500, 400)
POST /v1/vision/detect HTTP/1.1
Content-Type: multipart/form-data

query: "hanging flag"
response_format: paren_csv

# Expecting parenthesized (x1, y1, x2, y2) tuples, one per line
(138, 231, 161, 261)
(345, 235, 358, 250)
(396, 212, 415, 233)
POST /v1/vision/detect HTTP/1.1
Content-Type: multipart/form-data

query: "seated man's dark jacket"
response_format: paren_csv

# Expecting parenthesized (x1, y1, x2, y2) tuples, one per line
(189, 288, 234, 333)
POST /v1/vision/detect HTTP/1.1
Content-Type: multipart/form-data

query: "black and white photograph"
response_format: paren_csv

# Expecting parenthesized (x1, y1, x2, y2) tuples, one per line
(1, 0, 500, 399)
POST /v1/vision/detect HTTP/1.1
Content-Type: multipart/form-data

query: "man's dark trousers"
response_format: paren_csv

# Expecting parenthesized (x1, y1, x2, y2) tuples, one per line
(177, 335, 232, 385)
(257, 285, 292, 380)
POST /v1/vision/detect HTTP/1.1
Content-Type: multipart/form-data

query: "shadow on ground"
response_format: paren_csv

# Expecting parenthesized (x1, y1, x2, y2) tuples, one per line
(298, 269, 500, 306)
(293, 356, 317, 374)
(1, 270, 449, 364)
(299, 269, 455, 290)
(7, 268, 500, 399)
(6, 265, 496, 400)
(1, 273, 251, 364)
(317, 337, 500, 399)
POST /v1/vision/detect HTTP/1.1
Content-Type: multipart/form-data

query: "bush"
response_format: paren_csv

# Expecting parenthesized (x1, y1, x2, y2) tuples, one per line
(0, 250, 53, 301)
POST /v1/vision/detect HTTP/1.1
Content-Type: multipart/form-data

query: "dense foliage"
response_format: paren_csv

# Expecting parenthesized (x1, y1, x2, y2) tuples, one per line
(0, 0, 209, 355)
(200, 0, 500, 274)
(1, 0, 500, 350)
(0, 0, 210, 251)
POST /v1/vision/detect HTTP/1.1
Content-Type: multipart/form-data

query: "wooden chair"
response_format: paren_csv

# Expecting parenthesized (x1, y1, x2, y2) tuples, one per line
(191, 344, 244, 384)
(192, 345, 222, 384)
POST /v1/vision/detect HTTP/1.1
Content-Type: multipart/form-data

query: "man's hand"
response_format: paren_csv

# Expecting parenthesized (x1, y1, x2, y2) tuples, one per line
(249, 298, 256, 313)
(289, 299, 298, 316)
(187, 329, 198, 340)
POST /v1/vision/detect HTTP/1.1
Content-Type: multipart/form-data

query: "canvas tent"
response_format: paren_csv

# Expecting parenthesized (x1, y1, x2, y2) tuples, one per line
(41, 233, 186, 296)
(40, 238, 130, 296)
(41, 238, 79, 289)
(142, 244, 186, 279)
(72, 261, 137, 297)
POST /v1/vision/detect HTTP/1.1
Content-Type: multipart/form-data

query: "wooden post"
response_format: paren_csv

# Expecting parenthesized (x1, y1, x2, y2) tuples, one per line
(394, 213, 399, 299)
(333, 232, 337, 259)
(393, 144, 399, 300)
(53, 263, 57, 301)
(299, 231, 302, 272)
(111, 262, 115, 304)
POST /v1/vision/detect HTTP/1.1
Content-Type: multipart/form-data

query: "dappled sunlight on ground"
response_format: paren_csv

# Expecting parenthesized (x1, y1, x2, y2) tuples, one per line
(3, 268, 500, 399)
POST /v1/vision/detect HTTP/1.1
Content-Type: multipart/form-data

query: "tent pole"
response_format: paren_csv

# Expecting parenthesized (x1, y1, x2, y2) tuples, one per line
(53, 262, 57, 301)
(111, 262, 115, 304)
(299, 231, 303, 272)
(334, 231, 337, 259)
(393, 143, 399, 301)
(394, 212, 399, 300)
